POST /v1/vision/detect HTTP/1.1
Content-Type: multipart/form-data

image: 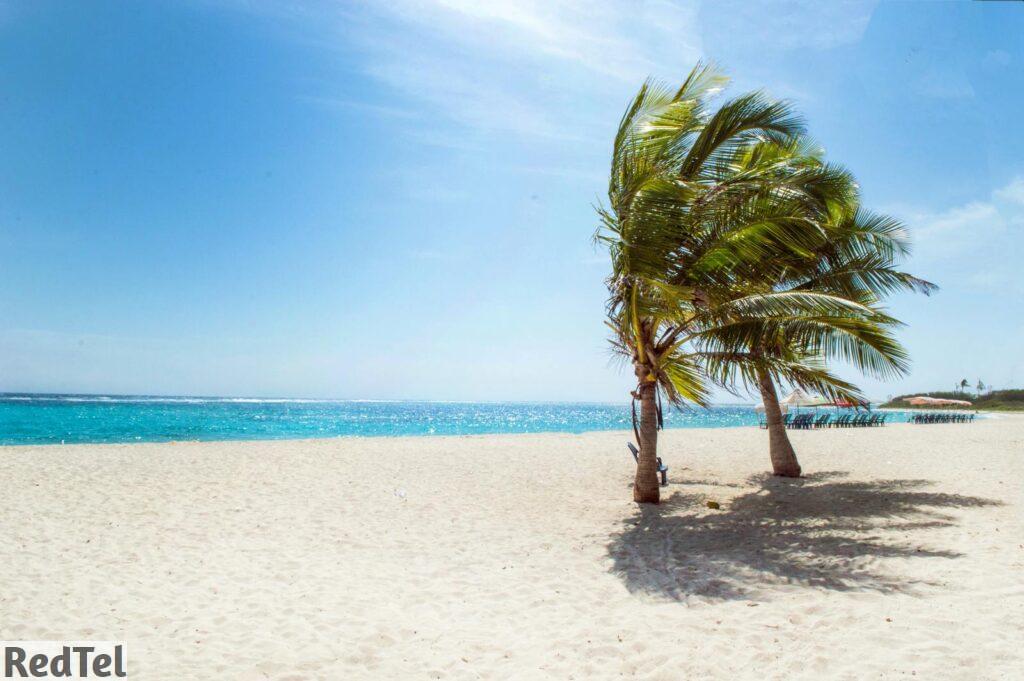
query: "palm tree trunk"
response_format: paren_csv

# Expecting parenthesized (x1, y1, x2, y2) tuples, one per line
(757, 369, 802, 478)
(633, 379, 661, 504)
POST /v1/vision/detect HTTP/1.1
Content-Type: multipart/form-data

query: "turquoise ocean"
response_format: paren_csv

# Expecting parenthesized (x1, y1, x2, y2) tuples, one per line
(0, 394, 915, 445)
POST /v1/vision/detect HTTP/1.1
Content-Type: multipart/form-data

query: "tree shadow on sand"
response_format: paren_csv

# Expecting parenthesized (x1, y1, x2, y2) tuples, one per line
(608, 471, 1002, 602)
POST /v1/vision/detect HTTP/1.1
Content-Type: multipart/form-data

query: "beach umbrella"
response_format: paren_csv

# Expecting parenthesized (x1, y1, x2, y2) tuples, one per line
(905, 396, 972, 407)
(779, 388, 828, 414)
(932, 398, 973, 407)
(780, 388, 828, 407)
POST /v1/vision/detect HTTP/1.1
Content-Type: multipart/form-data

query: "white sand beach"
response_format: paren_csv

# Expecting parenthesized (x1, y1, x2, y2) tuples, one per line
(1, 417, 1022, 680)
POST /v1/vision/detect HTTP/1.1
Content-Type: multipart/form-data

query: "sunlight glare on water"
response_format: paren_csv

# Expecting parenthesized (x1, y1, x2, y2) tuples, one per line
(0, 394, 915, 445)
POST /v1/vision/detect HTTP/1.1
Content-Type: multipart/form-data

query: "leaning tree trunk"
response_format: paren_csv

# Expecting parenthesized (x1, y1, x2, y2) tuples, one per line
(633, 370, 661, 504)
(757, 369, 802, 478)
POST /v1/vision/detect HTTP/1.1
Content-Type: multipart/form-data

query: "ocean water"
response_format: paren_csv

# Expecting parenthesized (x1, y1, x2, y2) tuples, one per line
(0, 394, 915, 445)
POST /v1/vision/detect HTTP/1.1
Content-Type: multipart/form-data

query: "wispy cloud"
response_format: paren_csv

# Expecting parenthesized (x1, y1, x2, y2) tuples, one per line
(348, 0, 702, 141)
(993, 177, 1024, 206)
(218, 0, 888, 157)
(897, 178, 1022, 256)
(253, 0, 704, 141)
(365, 0, 701, 82)
(214, 0, 887, 202)
(892, 176, 1024, 293)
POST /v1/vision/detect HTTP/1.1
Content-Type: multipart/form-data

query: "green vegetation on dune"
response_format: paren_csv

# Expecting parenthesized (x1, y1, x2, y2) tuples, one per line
(880, 390, 1024, 411)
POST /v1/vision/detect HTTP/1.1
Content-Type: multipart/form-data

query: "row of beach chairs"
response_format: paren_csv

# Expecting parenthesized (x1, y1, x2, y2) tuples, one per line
(910, 412, 975, 424)
(760, 413, 888, 430)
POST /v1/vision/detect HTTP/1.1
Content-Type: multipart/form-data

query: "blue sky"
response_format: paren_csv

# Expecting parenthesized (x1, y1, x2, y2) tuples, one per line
(1, 0, 1022, 402)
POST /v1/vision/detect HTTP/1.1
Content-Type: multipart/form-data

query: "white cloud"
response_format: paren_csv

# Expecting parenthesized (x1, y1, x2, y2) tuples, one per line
(993, 177, 1024, 206)
(894, 176, 1024, 295)
(218, 0, 885, 146)
(921, 201, 998, 238)
(213, 0, 702, 141)
(896, 176, 1022, 256)
(359, 52, 568, 139)
(371, 0, 701, 82)
(334, 0, 704, 141)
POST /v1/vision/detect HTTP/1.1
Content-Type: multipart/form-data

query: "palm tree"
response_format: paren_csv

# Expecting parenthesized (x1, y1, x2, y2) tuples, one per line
(977, 379, 986, 394)
(696, 189, 936, 476)
(598, 64, 848, 502)
(960, 378, 970, 393)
